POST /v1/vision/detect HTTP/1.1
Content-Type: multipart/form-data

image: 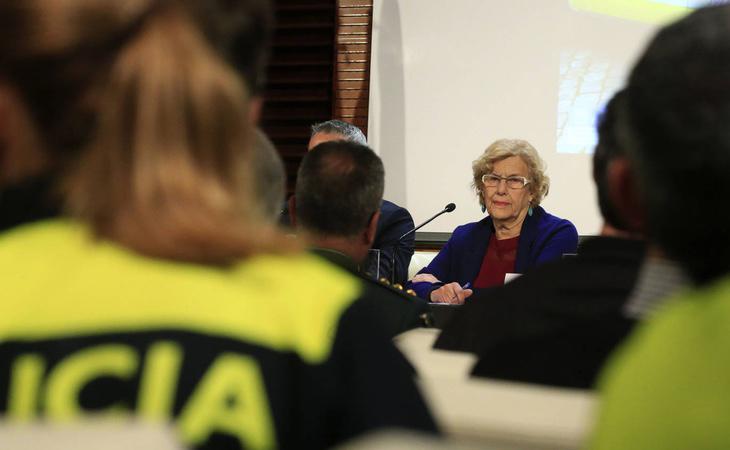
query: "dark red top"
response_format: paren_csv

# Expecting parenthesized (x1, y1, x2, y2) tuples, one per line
(472, 234, 519, 288)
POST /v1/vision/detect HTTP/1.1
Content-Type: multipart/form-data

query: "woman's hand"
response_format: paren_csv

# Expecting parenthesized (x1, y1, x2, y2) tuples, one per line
(430, 282, 473, 304)
(411, 273, 441, 284)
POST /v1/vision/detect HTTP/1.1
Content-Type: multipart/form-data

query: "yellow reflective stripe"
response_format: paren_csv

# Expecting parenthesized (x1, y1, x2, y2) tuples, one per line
(0, 220, 361, 364)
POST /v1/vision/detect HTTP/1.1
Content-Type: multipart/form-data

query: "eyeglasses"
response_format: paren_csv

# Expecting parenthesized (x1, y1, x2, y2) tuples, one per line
(481, 173, 531, 189)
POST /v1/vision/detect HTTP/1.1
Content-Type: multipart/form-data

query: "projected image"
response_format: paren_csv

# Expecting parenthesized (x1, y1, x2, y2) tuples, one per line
(557, 0, 722, 154)
(557, 50, 623, 154)
(654, 0, 723, 6)
(571, 0, 726, 24)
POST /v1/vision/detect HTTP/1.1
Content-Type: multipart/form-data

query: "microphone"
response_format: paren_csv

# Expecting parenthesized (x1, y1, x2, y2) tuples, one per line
(398, 203, 456, 242)
(390, 203, 456, 284)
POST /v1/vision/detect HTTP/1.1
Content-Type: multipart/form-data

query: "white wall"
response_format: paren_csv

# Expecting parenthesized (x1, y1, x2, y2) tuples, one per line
(368, 0, 694, 234)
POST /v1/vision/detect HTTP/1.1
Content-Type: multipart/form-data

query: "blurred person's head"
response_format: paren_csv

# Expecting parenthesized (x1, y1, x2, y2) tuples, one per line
(181, 0, 272, 122)
(472, 139, 549, 225)
(308, 120, 367, 150)
(182, 0, 273, 95)
(252, 128, 285, 222)
(620, 4, 730, 284)
(593, 89, 639, 235)
(0, 0, 290, 263)
(295, 140, 384, 263)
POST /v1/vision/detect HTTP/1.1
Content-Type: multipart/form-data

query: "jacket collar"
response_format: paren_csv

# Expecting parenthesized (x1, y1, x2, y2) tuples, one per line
(309, 247, 359, 274)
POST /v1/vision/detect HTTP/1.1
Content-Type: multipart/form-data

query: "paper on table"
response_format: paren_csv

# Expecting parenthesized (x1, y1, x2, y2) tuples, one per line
(504, 272, 521, 284)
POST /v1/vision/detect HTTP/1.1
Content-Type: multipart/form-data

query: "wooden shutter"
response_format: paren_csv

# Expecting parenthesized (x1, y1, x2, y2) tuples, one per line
(334, 0, 373, 135)
(260, 0, 374, 192)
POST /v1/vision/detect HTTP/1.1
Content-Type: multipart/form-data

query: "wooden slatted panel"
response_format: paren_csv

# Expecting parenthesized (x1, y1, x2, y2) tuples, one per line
(334, 0, 373, 136)
(260, 0, 374, 193)
(260, 0, 336, 192)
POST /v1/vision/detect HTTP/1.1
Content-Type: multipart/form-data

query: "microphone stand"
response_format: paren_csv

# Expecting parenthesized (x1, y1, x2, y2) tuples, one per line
(390, 203, 456, 284)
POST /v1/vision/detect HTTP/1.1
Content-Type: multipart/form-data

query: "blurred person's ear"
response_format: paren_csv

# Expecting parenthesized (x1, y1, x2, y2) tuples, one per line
(606, 156, 646, 234)
(364, 210, 381, 248)
(0, 82, 48, 185)
(249, 95, 263, 124)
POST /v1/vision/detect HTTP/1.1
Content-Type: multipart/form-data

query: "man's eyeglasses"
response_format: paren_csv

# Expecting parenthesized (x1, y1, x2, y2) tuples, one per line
(481, 173, 530, 190)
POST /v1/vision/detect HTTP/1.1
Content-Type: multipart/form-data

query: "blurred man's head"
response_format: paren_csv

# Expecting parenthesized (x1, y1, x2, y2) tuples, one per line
(592, 89, 640, 236)
(295, 141, 384, 263)
(252, 129, 285, 222)
(308, 120, 367, 150)
(620, 4, 730, 284)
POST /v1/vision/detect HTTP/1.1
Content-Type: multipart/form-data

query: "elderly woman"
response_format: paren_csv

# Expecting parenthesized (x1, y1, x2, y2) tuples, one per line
(410, 139, 578, 303)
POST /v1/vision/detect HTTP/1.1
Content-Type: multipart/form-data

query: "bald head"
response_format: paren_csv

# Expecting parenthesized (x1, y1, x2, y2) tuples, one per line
(307, 132, 347, 151)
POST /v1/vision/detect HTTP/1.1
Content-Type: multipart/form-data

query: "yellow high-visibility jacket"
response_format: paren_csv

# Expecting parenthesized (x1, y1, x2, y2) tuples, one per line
(0, 220, 436, 449)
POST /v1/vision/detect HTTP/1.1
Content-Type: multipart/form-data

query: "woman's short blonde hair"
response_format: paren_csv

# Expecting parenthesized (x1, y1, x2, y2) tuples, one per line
(471, 139, 550, 209)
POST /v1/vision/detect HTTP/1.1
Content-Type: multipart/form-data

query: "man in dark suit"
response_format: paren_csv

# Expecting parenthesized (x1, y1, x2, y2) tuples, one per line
(294, 140, 429, 336)
(435, 89, 687, 389)
(283, 120, 415, 285)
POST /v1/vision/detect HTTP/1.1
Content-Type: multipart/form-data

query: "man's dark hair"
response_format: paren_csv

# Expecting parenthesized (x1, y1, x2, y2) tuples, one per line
(621, 4, 730, 284)
(296, 141, 384, 237)
(311, 120, 367, 145)
(593, 89, 629, 231)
